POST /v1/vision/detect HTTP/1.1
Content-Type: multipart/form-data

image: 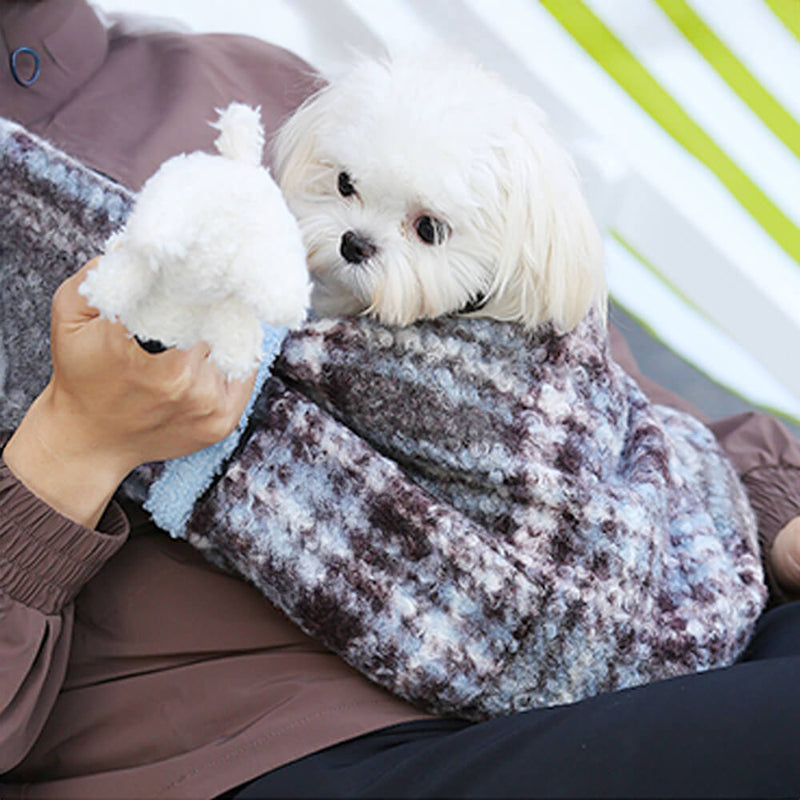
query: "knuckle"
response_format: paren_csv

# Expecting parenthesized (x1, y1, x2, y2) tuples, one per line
(169, 363, 196, 399)
(200, 411, 236, 446)
(194, 380, 222, 414)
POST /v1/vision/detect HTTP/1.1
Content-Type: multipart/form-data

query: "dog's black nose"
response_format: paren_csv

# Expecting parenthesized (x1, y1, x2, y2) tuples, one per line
(340, 231, 377, 264)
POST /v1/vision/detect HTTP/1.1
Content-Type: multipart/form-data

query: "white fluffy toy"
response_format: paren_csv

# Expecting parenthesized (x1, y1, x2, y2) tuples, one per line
(80, 102, 311, 379)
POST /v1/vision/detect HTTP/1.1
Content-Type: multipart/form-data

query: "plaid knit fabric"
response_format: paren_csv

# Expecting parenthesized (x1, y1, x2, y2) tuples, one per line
(1, 117, 766, 720)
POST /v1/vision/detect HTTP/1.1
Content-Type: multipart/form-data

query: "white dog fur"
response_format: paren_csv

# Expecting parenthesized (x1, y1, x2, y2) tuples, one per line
(273, 52, 606, 332)
(80, 103, 311, 379)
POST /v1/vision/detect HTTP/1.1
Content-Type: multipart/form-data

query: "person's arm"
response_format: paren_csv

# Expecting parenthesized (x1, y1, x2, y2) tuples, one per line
(0, 260, 255, 771)
(708, 412, 800, 603)
(0, 443, 128, 773)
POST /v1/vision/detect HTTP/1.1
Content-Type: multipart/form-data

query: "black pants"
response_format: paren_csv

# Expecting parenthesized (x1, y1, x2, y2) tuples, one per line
(232, 603, 800, 798)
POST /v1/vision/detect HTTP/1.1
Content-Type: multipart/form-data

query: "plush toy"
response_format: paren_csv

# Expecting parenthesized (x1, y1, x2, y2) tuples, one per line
(80, 103, 311, 379)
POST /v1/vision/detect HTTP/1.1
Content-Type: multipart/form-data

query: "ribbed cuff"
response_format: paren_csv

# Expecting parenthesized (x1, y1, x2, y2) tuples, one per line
(0, 435, 129, 615)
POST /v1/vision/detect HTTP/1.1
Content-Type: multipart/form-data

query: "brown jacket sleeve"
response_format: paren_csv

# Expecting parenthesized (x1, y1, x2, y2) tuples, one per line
(708, 412, 800, 603)
(0, 437, 128, 773)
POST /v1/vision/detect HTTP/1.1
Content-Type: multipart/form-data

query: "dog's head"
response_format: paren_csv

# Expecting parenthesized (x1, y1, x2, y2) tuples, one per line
(273, 52, 605, 331)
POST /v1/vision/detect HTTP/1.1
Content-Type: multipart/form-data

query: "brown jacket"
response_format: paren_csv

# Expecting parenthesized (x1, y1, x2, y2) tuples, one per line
(1, 3, 799, 797)
(0, 0, 320, 189)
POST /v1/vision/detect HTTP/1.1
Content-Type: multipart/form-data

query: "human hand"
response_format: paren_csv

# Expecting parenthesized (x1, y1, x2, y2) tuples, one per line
(770, 516, 800, 598)
(3, 259, 257, 527)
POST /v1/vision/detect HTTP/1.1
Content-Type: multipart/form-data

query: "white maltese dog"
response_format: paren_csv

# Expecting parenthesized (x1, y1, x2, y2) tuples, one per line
(273, 52, 605, 331)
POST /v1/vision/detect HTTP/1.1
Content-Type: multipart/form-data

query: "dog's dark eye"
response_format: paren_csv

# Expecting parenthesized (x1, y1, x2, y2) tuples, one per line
(338, 171, 356, 197)
(415, 216, 449, 245)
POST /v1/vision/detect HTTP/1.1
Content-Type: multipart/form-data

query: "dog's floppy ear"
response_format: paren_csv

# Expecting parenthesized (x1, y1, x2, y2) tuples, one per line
(480, 100, 606, 332)
(272, 83, 333, 197)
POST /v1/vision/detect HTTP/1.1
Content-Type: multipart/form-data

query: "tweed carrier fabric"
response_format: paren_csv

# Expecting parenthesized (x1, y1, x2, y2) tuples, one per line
(0, 117, 766, 721)
(0, 118, 133, 429)
(186, 312, 766, 718)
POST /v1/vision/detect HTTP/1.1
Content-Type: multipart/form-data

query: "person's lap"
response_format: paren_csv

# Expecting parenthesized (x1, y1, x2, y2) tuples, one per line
(230, 602, 800, 798)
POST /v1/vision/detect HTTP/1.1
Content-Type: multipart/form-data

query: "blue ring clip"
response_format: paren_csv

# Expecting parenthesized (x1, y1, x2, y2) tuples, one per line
(10, 46, 41, 87)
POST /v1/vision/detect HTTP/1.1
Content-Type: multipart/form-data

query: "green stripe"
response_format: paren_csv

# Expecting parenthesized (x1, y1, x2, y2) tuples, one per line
(610, 292, 800, 429)
(765, 0, 800, 43)
(609, 231, 800, 429)
(655, 0, 800, 160)
(610, 232, 713, 323)
(539, 0, 800, 267)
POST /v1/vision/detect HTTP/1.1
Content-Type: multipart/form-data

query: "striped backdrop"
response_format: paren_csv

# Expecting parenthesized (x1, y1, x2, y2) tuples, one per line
(95, 0, 800, 423)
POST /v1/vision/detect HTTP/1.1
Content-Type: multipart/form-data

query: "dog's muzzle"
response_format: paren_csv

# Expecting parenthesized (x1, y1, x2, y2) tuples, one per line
(340, 231, 377, 265)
